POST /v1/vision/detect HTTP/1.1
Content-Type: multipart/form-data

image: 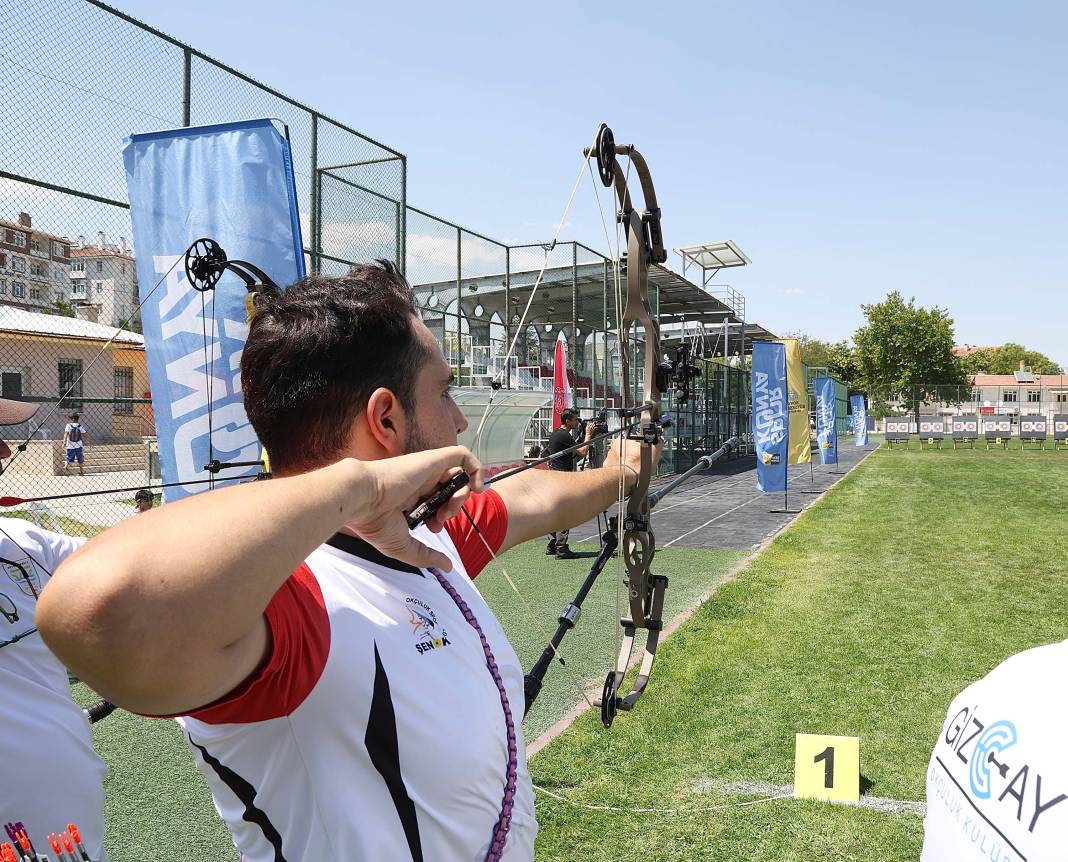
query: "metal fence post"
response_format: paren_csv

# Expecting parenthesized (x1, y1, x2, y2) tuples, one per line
(504, 246, 511, 389)
(399, 155, 407, 273)
(182, 47, 192, 126)
(309, 113, 319, 274)
(456, 227, 462, 382)
(571, 243, 578, 395)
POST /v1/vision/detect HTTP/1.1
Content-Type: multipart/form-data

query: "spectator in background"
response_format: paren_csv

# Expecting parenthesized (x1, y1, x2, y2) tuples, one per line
(545, 408, 595, 560)
(62, 413, 88, 476)
(133, 490, 154, 514)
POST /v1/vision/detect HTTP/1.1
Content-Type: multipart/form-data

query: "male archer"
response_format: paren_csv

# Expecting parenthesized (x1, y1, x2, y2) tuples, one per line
(38, 261, 658, 862)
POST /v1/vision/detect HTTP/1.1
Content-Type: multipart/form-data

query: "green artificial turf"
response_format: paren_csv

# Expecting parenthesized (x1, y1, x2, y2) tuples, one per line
(476, 539, 747, 740)
(68, 444, 1068, 860)
(529, 446, 1068, 860)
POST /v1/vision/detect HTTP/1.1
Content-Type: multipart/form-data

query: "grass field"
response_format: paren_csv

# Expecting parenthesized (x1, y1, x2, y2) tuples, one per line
(531, 445, 1068, 860)
(73, 444, 1068, 860)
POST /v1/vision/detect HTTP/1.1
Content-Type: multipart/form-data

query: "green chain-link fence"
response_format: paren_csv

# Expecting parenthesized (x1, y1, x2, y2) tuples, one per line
(1, 0, 404, 535)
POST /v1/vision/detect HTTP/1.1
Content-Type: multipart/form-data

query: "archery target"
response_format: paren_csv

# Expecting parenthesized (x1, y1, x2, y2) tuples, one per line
(1054, 414, 1068, 440)
(1019, 415, 1047, 440)
(952, 415, 979, 439)
(885, 419, 911, 441)
(983, 418, 1012, 440)
(918, 418, 945, 440)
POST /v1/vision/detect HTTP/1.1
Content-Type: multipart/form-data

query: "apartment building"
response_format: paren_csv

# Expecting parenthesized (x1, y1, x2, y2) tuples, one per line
(0, 212, 72, 312)
(970, 364, 1068, 421)
(70, 232, 140, 329)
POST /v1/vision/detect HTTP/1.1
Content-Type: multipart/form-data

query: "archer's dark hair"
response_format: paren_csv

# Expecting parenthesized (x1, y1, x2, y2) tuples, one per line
(134, 489, 153, 504)
(241, 260, 429, 472)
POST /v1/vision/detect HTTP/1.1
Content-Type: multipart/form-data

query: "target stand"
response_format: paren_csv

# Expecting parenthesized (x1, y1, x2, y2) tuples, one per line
(884, 419, 912, 450)
(951, 415, 979, 450)
(983, 417, 1012, 450)
(1053, 415, 1068, 451)
(918, 418, 945, 450)
(1019, 415, 1048, 451)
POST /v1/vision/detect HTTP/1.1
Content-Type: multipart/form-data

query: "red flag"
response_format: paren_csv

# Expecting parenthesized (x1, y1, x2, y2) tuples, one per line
(552, 333, 572, 429)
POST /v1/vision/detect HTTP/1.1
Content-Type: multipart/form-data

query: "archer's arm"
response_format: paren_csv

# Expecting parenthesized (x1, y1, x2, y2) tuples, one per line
(493, 436, 656, 552)
(36, 448, 481, 716)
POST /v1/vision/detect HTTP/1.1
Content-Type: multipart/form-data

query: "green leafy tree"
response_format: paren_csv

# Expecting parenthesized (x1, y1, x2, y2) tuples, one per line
(957, 343, 1062, 375)
(49, 299, 76, 317)
(853, 292, 968, 423)
(783, 332, 859, 388)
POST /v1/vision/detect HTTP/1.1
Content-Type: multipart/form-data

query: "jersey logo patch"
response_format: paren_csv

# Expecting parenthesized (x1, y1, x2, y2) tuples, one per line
(405, 596, 451, 656)
(3, 558, 41, 598)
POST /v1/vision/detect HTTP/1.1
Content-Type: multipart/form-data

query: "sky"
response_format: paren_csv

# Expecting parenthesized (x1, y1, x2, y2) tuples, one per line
(107, 0, 1068, 365)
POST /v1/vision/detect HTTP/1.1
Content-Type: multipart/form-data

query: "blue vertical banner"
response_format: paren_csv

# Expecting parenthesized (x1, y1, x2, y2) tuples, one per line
(751, 341, 789, 493)
(850, 394, 869, 446)
(124, 119, 305, 500)
(814, 376, 838, 466)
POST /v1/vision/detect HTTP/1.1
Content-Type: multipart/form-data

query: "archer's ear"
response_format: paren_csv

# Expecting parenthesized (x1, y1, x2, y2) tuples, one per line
(364, 387, 406, 455)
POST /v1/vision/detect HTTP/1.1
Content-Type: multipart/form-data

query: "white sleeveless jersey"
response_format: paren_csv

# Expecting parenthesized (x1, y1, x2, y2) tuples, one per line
(0, 519, 106, 859)
(176, 490, 536, 861)
(922, 639, 1068, 862)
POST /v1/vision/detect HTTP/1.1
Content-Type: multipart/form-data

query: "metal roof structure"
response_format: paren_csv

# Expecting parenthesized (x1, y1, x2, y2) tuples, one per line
(674, 241, 751, 273)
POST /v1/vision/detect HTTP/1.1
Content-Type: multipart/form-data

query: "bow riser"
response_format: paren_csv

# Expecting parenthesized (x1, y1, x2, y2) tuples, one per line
(601, 139, 671, 727)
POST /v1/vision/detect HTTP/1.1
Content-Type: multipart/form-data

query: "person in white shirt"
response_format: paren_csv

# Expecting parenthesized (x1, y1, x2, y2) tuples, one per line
(922, 640, 1068, 862)
(62, 413, 88, 476)
(39, 262, 654, 862)
(0, 517, 107, 860)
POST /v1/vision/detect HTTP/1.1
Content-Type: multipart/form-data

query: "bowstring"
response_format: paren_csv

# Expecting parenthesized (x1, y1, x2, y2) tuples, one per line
(586, 153, 632, 687)
(457, 505, 598, 712)
(470, 126, 606, 463)
(1, 251, 188, 476)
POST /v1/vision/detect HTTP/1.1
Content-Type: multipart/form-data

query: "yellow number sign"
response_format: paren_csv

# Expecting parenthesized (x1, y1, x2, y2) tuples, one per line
(793, 733, 860, 802)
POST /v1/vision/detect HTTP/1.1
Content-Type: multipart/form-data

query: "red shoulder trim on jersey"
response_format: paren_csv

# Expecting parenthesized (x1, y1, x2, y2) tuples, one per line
(444, 488, 508, 579)
(183, 563, 330, 724)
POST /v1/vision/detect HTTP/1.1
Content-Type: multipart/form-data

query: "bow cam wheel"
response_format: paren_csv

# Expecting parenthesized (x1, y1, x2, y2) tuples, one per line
(185, 238, 227, 292)
(601, 671, 619, 727)
(595, 123, 616, 187)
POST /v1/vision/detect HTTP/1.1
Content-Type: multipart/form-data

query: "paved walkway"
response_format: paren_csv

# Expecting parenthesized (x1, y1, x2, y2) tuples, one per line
(0, 470, 151, 529)
(571, 440, 881, 551)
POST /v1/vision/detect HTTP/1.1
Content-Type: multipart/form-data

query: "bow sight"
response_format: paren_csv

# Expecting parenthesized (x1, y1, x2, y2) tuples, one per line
(661, 343, 702, 406)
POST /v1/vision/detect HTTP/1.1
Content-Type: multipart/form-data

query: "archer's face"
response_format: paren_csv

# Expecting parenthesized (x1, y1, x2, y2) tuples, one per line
(404, 317, 468, 453)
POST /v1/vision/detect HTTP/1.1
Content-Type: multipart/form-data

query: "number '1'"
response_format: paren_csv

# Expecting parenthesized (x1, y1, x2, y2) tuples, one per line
(813, 746, 835, 789)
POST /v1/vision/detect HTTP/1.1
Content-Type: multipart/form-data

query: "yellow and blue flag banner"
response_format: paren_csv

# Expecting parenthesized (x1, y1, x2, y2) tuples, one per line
(813, 376, 838, 465)
(124, 119, 304, 500)
(752, 341, 789, 493)
(850, 394, 868, 446)
(777, 338, 811, 464)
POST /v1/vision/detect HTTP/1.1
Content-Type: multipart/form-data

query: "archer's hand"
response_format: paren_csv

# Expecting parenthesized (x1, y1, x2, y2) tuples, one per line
(345, 446, 484, 572)
(604, 435, 665, 494)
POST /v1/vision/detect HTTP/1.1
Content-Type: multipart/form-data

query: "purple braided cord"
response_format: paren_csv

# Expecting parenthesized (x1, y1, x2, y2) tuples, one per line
(429, 567, 518, 862)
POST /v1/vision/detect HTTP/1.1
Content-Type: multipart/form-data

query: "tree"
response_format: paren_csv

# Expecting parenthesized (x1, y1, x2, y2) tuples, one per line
(957, 343, 1062, 375)
(853, 292, 968, 423)
(49, 299, 76, 318)
(783, 332, 859, 388)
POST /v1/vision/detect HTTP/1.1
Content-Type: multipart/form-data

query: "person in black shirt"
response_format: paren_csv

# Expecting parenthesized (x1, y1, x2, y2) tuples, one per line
(545, 408, 596, 559)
